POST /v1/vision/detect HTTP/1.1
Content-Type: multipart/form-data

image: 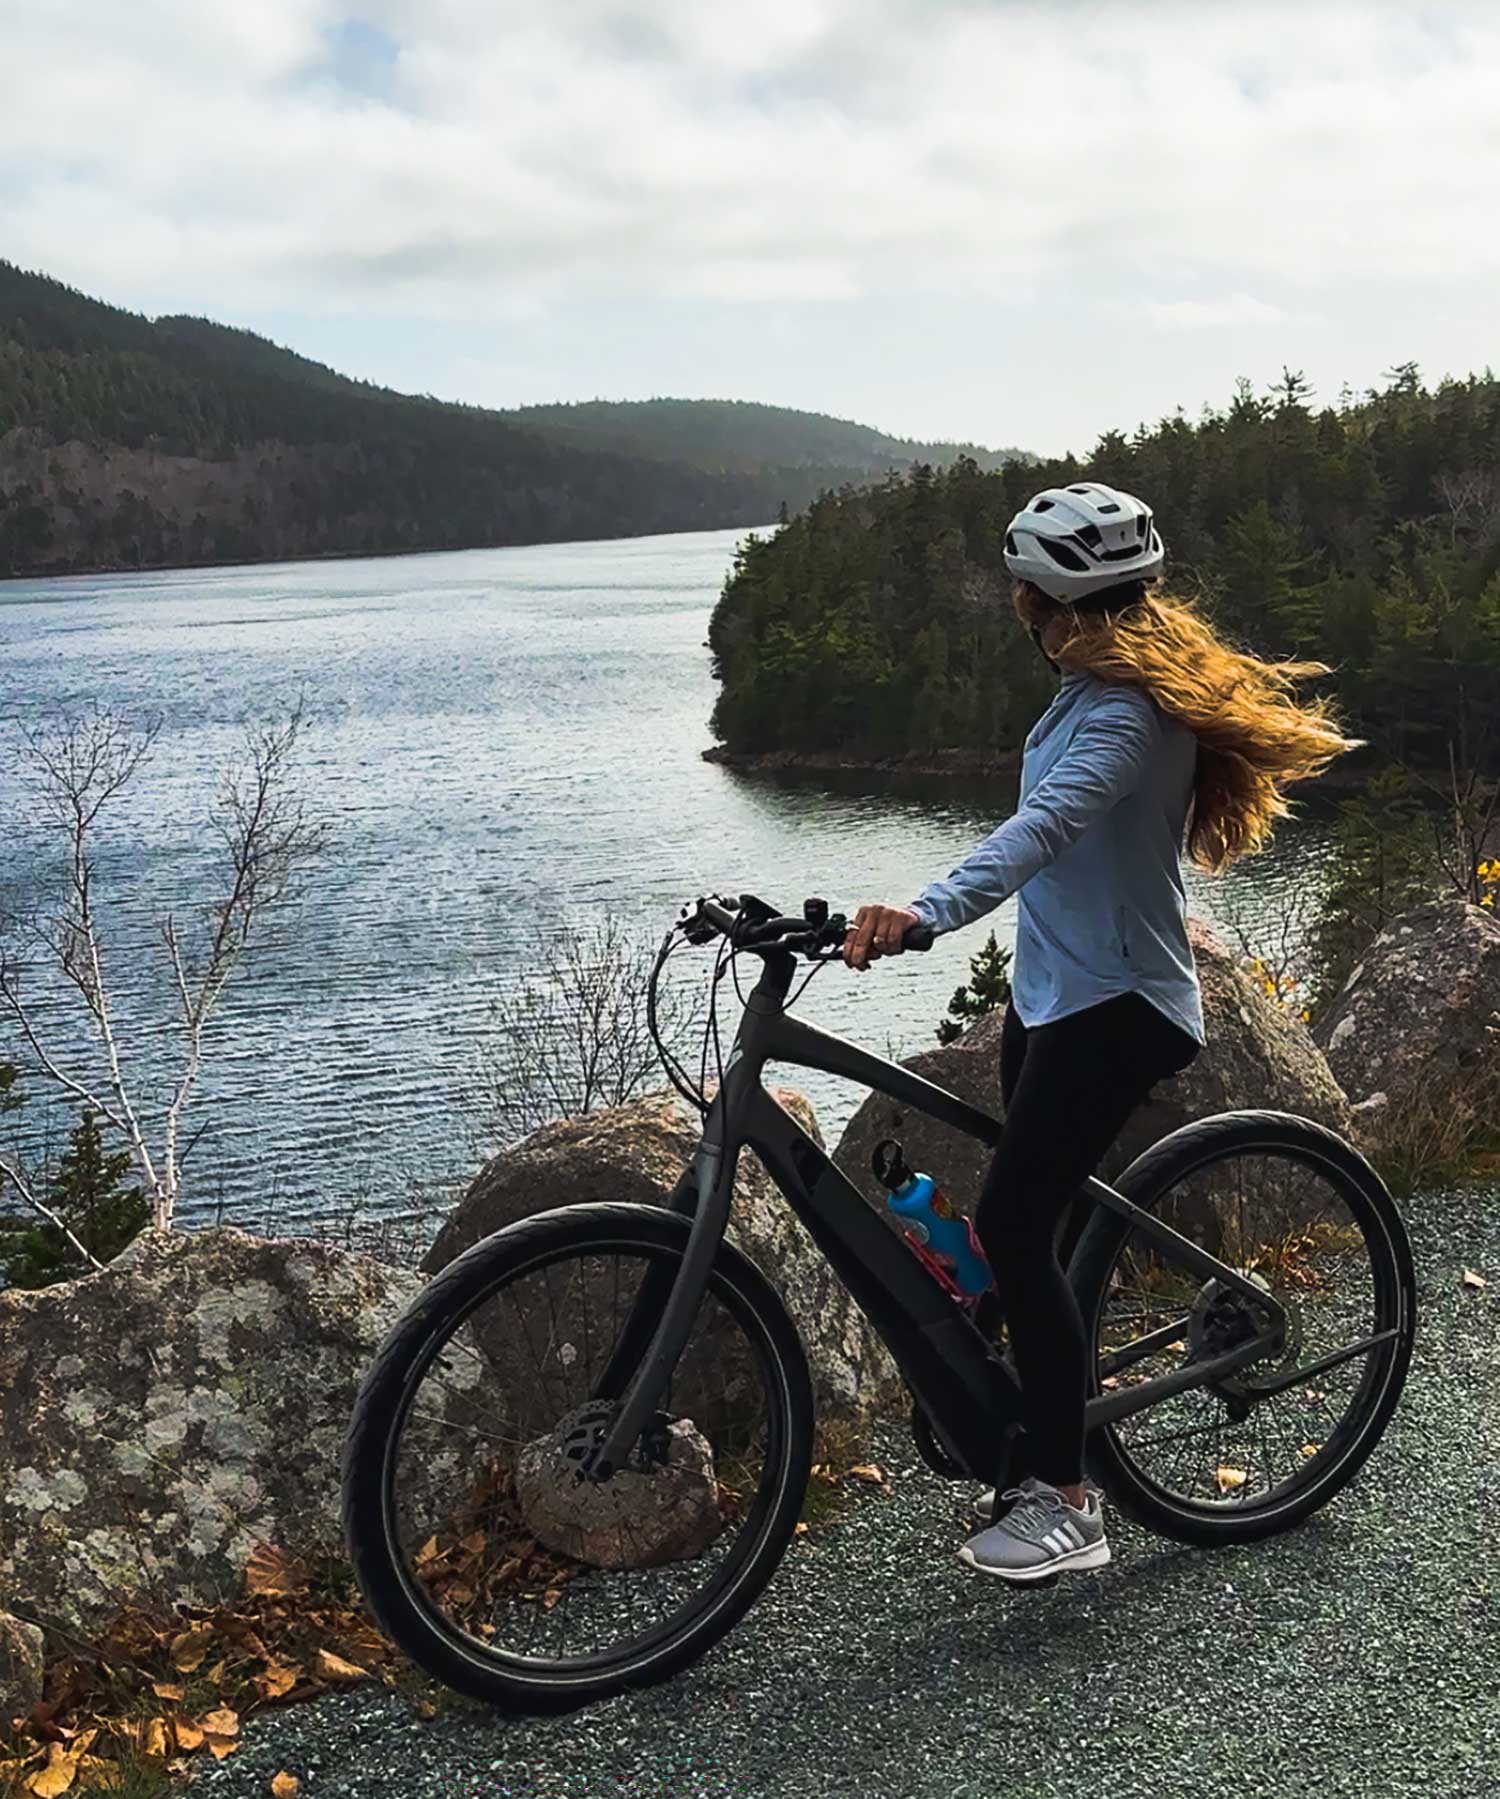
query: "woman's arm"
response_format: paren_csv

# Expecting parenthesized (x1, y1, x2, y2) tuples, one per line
(909, 687, 1159, 936)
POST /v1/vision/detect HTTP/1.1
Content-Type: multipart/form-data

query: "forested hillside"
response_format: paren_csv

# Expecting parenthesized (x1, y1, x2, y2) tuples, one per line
(504, 398, 1026, 476)
(0, 264, 1022, 577)
(708, 368, 1500, 773)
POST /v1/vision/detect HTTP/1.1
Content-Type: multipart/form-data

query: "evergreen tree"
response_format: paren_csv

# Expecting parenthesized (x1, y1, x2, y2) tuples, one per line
(936, 932, 1013, 1044)
(1303, 768, 1437, 1015)
(709, 365, 1500, 776)
(0, 1106, 148, 1290)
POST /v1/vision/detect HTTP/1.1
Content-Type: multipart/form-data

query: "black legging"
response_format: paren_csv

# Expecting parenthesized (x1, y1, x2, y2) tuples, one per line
(975, 991, 1200, 1488)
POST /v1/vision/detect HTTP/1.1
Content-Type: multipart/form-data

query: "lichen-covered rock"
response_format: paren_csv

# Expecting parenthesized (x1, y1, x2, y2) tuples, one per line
(0, 1227, 432, 1636)
(0, 1609, 44, 1728)
(833, 917, 1352, 1221)
(1123, 917, 1354, 1168)
(1313, 899, 1500, 1134)
(831, 1009, 1008, 1226)
(515, 1408, 720, 1569)
(425, 1087, 905, 1419)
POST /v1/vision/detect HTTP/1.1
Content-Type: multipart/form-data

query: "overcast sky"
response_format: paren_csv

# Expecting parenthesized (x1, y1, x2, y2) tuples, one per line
(5, 1, 1499, 457)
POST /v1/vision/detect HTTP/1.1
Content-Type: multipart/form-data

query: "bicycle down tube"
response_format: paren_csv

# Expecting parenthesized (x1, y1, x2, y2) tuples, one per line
(592, 944, 1289, 1482)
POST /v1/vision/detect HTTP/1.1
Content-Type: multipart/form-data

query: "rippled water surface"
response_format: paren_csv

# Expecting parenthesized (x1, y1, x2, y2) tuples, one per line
(0, 529, 1333, 1231)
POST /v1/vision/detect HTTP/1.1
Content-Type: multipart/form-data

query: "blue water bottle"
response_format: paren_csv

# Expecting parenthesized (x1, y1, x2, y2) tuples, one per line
(872, 1139, 993, 1300)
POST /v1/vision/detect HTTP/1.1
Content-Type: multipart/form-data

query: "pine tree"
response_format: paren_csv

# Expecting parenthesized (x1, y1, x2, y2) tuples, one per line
(0, 1106, 148, 1289)
(936, 932, 1013, 1044)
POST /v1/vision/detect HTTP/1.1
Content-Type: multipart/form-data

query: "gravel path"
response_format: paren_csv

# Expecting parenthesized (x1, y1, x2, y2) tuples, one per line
(199, 1183, 1500, 1799)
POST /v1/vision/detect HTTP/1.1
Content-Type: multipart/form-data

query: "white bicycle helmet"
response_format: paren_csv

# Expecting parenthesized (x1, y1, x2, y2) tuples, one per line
(1003, 481, 1164, 604)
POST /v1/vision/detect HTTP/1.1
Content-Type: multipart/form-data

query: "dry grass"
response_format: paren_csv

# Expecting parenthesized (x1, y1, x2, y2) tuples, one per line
(1365, 1025, 1500, 1197)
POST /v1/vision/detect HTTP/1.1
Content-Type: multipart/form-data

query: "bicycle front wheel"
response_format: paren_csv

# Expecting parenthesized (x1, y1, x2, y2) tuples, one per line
(343, 1202, 814, 1711)
(1072, 1112, 1414, 1546)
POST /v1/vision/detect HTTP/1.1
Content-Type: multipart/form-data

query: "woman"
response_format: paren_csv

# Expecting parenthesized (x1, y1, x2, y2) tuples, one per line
(843, 481, 1355, 1583)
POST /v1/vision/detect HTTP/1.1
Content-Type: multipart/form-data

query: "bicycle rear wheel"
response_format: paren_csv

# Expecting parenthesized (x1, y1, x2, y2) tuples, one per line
(1071, 1112, 1414, 1546)
(342, 1202, 814, 1710)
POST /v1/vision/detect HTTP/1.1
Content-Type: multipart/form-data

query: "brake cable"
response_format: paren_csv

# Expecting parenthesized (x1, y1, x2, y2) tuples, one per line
(648, 927, 709, 1113)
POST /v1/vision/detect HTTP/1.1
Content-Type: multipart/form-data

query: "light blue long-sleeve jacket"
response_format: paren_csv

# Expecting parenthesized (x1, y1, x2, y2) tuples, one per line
(908, 669, 1205, 1046)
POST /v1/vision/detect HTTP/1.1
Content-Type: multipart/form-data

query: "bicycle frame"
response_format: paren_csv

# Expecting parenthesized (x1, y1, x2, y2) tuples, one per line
(592, 946, 1286, 1484)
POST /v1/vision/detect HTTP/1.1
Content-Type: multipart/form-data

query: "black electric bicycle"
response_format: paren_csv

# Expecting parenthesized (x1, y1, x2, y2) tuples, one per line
(343, 893, 1415, 1712)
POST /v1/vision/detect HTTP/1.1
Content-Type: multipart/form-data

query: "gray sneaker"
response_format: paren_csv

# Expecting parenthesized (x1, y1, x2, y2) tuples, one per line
(959, 1477, 1110, 1583)
(970, 1477, 1102, 1526)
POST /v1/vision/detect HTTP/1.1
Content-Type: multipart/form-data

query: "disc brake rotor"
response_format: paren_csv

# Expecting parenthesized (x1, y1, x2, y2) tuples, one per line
(1187, 1270, 1302, 1402)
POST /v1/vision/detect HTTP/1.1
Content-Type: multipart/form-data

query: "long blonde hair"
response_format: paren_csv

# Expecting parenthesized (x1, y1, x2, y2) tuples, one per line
(1017, 581, 1360, 872)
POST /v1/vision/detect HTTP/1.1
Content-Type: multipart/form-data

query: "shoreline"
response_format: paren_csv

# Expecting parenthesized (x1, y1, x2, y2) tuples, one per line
(0, 517, 775, 586)
(701, 743, 1024, 781)
(702, 742, 1383, 798)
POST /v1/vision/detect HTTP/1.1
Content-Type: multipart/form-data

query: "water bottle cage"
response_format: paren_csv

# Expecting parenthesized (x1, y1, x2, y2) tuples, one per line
(903, 1229, 967, 1301)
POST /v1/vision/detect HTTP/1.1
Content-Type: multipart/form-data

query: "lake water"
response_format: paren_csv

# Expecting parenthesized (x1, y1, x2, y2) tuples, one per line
(0, 528, 1333, 1236)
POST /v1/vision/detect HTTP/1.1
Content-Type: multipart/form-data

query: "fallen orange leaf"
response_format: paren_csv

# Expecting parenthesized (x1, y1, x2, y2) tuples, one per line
(150, 1681, 185, 1703)
(172, 1720, 204, 1753)
(141, 1719, 168, 1760)
(200, 1709, 239, 1740)
(314, 1650, 368, 1684)
(254, 1662, 301, 1701)
(203, 1735, 239, 1762)
(272, 1774, 301, 1798)
(848, 1464, 885, 1484)
(169, 1627, 216, 1674)
(27, 1742, 81, 1797)
(1215, 1466, 1249, 1494)
(244, 1543, 310, 1600)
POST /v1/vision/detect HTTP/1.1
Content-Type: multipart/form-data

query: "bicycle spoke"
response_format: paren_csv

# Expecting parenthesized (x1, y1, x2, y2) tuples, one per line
(1095, 1141, 1403, 1520)
(376, 1235, 788, 1679)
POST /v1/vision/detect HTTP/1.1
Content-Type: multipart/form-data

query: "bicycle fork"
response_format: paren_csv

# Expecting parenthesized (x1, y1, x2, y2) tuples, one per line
(587, 1109, 736, 1479)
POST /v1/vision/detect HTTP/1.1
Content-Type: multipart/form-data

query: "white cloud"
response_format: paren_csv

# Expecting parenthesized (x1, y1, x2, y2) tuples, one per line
(1142, 295, 1292, 330)
(4, 1, 1500, 326)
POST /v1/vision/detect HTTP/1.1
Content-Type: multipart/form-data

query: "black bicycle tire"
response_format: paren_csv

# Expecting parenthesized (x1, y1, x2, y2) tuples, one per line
(342, 1201, 815, 1711)
(1070, 1109, 1415, 1547)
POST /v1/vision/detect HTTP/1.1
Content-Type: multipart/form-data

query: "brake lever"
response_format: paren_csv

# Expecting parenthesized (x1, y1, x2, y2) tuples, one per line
(800, 913, 850, 961)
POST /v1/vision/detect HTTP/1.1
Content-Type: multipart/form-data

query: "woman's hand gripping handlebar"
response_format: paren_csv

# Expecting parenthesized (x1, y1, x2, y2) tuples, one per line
(841, 903, 932, 971)
(682, 893, 933, 965)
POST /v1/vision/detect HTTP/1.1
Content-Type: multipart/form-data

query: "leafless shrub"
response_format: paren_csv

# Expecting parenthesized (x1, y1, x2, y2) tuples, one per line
(461, 916, 706, 1153)
(1406, 733, 1500, 905)
(1211, 872, 1323, 1016)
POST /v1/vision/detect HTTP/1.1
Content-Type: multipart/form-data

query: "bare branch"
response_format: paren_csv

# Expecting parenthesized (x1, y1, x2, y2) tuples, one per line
(0, 947, 133, 1137)
(4, 697, 326, 1229)
(0, 1152, 106, 1274)
(156, 697, 329, 1212)
(468, 917, 704, 1148)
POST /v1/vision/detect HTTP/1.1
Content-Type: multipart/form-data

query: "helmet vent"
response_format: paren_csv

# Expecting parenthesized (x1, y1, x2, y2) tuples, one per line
(1040, 539, 1089, 572)
(1095, 502, 1121, 514)
(1033, 498, 1055, 512)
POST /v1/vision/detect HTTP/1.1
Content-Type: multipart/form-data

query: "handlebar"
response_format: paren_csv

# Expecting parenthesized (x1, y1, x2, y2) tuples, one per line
(685, 894, 933, 958)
